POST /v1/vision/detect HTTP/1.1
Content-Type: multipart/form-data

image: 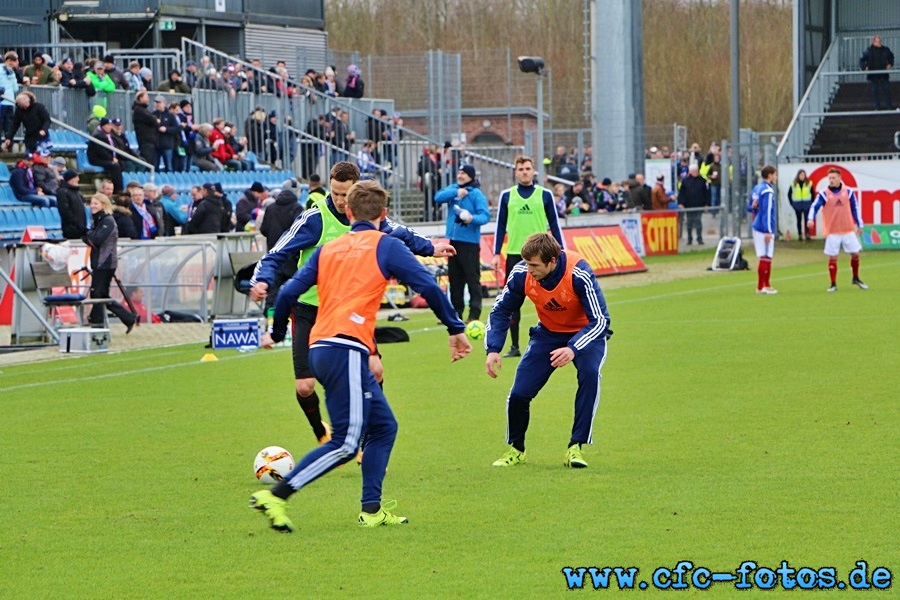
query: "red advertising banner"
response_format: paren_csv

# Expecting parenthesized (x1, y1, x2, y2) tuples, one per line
(561, 226, 647, 275)
(415, 227, 646, 300)
(485, 227, 646, 277)
(641, 211, 679, 256)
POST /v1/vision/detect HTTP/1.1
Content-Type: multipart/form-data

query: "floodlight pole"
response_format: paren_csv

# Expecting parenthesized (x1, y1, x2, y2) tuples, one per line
(729, 0, 740, 237)
(537, 71, 545, 182)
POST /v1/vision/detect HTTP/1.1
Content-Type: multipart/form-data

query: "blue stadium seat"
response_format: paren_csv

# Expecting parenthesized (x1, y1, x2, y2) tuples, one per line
(0, 162, 10, 182)
(42, 207, 61, 228)
(76, 150, 104, 173)
(0, 184, 17, 206)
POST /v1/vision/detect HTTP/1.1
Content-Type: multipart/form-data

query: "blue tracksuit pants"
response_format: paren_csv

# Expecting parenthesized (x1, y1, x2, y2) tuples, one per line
(506, 325, 607, 450)
(282, 340, 398, 505)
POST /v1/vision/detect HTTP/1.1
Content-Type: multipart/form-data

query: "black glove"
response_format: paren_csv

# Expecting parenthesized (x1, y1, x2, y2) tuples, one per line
(605, 328, 614, 340)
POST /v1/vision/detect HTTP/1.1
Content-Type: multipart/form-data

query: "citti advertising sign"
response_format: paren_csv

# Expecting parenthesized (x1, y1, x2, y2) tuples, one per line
(777, 161, 900, 237)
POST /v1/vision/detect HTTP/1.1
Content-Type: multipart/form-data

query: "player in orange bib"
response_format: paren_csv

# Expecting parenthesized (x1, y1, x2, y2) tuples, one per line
(485, 233, 612, 469)
(249, 180, 471, 533)
(807, 168, 868, 292)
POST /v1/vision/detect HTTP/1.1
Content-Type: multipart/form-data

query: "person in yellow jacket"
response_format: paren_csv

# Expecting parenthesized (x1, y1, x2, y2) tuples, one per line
(788, 169, 813, 241)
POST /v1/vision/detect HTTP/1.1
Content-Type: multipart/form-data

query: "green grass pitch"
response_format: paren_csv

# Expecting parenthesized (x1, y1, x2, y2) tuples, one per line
(1, 248, 897, 597)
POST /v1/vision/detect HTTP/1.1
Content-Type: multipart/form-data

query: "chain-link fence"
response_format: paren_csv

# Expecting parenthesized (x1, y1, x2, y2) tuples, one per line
(722, 134, 780, 238)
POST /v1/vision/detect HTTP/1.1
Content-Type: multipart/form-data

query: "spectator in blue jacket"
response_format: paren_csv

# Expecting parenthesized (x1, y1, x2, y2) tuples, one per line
(10, 153, 57, 208)
(434, 164, 491, 321)
(0, 52, 21, 143)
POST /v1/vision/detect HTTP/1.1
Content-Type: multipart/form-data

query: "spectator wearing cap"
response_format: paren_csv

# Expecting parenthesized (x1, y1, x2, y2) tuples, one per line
(153, 95, 179, 172)
(236, 181, 269, 231)
(157, 69, 191, 94)
(209, 118, 248, 171)
(10, 153, 57, 208)
(23, 53, 56, 87)
(343, 64, 364, 98)
(186, 182, 226, 234)
(102, 55, 128, 90)
(124, 61, 144, 91)
(138, 67, 153, 90)
(183, 60, 199, 88)
(57, 57, 92, 95)
(132, 90, 160, 169)
(434, 164, 491, 322)
(56, 170, 87, 239)
(50, 155, 67, 176)
(158, 184, 187, 235)
(88, 117, 125, 191)
(592, 177, 615, 212)
(175, 99, 197, 172)
(2, 91, 50, 153)
(651, 174, 669, 210)
(111, 117, 141, 170)
(190, 124, 219, 172)
(85, 62, 116, 108)
(1, 52, 21, 141)
(281, 177, 301, 196)
(223, 120, 253, 170)
(31, 152, 60, 196)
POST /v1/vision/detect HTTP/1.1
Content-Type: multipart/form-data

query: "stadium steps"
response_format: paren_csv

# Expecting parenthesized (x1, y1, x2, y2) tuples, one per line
(807, 82, 900, 155)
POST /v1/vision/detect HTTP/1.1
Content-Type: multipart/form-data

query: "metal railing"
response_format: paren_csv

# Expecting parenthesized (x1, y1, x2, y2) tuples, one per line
(50, 116, 156, 179)
(108, 48, 184, 89)
(777, 36, 841, 161)
(6, 42, 107, 67)
(778, 34, 900, 162)
(838, 33, 900, 72)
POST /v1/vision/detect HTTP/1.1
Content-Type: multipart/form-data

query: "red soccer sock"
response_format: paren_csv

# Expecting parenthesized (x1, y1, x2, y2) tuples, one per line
(828, 258, 838, 285)
(758, 257, 771, 289)
(851, 254, 860, 279)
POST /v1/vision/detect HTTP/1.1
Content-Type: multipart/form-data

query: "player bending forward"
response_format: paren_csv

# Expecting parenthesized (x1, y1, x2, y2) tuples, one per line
(485, 233, 612, 469)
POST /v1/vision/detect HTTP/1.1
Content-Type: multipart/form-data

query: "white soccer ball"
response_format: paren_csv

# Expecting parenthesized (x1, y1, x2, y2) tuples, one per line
(253, 446, 294, 484)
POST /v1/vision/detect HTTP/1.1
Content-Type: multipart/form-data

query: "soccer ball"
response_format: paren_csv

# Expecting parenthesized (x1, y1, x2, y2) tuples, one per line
(465, 320, 486, 341)
(254, 446, 294, 484)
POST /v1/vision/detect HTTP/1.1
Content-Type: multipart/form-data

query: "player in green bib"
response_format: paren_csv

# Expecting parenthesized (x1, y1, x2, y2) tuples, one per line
(251, 161, 455, 444)
(490, 155, 565, 357)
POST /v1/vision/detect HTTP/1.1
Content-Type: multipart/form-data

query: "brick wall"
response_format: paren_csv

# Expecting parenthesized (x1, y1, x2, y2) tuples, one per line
(399, 113, 538, 147)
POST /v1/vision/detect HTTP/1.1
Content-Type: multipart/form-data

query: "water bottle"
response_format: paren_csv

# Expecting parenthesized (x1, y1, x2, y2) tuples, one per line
(238, 345, 258, 353)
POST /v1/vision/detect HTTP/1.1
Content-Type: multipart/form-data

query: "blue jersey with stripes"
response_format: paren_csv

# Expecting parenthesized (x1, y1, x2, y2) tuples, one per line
(486, 251, 610, 355)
